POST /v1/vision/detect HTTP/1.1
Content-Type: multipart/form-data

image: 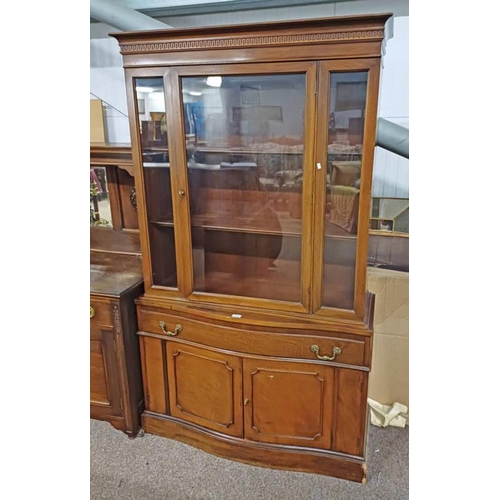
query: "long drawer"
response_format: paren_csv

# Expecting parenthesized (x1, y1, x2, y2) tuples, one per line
(137, 307, 367, 367)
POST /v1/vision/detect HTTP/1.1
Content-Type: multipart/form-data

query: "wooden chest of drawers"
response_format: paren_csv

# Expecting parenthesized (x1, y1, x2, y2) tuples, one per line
(90, 252, 144, 436)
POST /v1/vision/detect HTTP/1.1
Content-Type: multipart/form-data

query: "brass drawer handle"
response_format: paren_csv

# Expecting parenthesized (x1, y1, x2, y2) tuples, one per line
(159, 321, 183, 336)
(311, 344, 342, 361)
(90, 306, 95, 319)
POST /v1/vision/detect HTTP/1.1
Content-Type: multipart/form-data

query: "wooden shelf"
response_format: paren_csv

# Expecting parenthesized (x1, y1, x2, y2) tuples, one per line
(193, 146, 304, 156)
(143, 147, 168, 152)
(139, 146, 360, 157)
(200, 267, 301, 302)
(151, 214, 356, 240)
(151, 220, 174, 228)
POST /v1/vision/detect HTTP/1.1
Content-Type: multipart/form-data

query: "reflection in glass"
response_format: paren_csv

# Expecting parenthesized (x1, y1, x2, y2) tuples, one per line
(182, 74, 306, 302)
(90, 167, 112, 228)
(370, 198, 409, 233)
(135, 77, 177, 287)
(323, 71, 368, 310)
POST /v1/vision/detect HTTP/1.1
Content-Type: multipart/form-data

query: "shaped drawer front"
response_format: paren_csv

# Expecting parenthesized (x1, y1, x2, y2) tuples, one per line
(138, 307, 367, 367)
(166, 342, 243, 437)
(243, 358, 334, 449)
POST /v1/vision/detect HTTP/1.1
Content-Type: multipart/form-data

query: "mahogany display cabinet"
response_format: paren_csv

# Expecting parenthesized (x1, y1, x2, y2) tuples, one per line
(112, 13, 392, 481)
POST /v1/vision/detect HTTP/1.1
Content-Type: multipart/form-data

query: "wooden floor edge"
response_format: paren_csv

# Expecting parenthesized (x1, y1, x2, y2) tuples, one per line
(142, 412, 367, 482)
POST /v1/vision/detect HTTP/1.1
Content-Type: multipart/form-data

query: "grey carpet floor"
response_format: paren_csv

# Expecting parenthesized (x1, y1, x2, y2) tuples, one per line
(90, 419, 408, 500)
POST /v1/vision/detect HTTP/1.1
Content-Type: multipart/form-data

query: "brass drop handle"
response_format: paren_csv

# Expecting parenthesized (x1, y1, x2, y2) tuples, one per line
(90, 306, 95, 319)
(311, 344, 342, 361)
(159, 321, 183, 336)
(178, 189, 186, 198)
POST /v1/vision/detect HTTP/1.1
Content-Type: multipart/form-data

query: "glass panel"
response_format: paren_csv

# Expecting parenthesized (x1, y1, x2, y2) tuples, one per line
(90, 167, 112, 228)
(181, 73, 306, 302)
(323, 71, 368, 310)
(370, 197, 409, 234)
(135, 77, 177, 288)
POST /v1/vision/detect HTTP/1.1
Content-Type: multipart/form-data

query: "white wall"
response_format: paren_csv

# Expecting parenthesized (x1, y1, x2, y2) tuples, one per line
(373, 15, 409, 198)
(90, 39, 130, 142)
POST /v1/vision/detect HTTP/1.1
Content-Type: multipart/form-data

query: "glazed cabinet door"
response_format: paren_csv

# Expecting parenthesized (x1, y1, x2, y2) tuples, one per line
(164, 62, 317, 312)
(243, 358, 334, 449)
(90, 327, 122, 417)
(312, 59, 381, 319)
(128, 74, 180, 291)
(166, 342, 243, 437)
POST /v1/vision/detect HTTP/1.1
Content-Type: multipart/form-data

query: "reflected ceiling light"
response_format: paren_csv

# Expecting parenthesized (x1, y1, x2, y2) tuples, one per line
(189, 91, 202, 96)
(206, 76, 222, 87)
(149, 92, 165, 101)
(136, 86, 155, 93)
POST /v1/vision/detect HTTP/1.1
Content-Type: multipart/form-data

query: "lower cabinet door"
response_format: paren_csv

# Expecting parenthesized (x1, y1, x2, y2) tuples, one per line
(166, 342, 243, 437)
(90, 327, 122, 417)
(243, 358, 334, 449)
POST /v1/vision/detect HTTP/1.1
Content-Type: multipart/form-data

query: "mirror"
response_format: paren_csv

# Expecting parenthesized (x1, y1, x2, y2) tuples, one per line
(370, 197, 409, 234)
(90, 167, 112, 228)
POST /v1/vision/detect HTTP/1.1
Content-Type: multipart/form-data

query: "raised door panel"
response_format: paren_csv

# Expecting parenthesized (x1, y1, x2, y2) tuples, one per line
(90, 328, 122, 416)
(243, 358, 333, 449)
(166, 342, 243, 437)
(90, 339, 109, 404)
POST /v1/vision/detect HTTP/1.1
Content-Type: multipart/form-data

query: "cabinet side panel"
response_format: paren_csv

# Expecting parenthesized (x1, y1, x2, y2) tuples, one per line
(120, 294, 144, 433)
(141, 336, 167, 414)
(334, 368, 368, 456)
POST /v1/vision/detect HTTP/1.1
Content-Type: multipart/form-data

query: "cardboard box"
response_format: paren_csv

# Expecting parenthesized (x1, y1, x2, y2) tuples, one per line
(367, 267, 409, 412)
(90, 99, 105, 142)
